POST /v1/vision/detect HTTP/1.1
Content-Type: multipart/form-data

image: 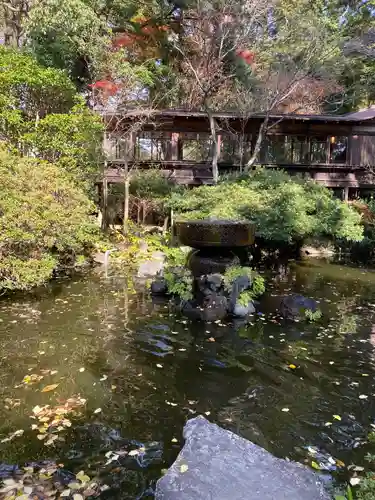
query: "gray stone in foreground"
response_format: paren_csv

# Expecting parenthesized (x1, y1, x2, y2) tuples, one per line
(156, 416, 330, 500)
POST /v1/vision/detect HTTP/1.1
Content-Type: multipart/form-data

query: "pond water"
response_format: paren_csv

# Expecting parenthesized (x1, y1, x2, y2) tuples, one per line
(2, 259, 375, 497)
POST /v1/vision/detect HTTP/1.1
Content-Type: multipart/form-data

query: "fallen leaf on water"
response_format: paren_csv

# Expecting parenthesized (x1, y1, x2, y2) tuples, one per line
(79, 368, 85, 373)
(76, 471, 90, 483)
(128, 449, 139, 456)
(311, 461, 320, 470)
(180, 464, 189, 473)
(93, 408, 102, 414)
(156, 364, 163, 368)
(288, 364, 297, 369)
(333, 415, 341, 421)
(336, 459, 345, 468)
(359, 394, 368, 399)
(207, 337, 215, 342)
(41, 384, 59, 393)
(171, 438, 178, 443)
(281, 408, 290, 412)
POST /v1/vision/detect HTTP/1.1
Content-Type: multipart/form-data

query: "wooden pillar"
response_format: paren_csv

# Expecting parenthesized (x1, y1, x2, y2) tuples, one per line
(342, 186, 349, 202)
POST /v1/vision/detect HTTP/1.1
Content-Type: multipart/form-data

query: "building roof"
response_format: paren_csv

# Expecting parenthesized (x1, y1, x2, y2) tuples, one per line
(101, 108, 375, 123)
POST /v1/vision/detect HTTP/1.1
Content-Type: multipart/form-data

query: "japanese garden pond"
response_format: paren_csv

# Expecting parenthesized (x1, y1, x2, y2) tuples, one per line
(2, 258, 375, 497)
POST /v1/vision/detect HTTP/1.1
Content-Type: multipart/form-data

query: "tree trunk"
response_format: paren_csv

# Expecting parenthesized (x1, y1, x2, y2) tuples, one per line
(245, 115, 270, 171)
(123, 158, 129, 234)
(207, 110, 219, 183)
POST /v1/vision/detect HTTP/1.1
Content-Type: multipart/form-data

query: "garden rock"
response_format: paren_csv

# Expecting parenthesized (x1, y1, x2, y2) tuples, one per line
(233, 300, 255, 317)
(181, 294, 228, 322)
(200, 294, 228, 322)
(229, 275, 252, 312)
(150, 278, 168, 295)
(196, 273, 223, 296)
(280, 294, 319, 320)
(155, 416, 329, 500)
(137, 251, 166, 278)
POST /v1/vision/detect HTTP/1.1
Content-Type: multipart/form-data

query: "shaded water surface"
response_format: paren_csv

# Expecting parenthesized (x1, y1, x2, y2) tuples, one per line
(2, 260, 375, 496)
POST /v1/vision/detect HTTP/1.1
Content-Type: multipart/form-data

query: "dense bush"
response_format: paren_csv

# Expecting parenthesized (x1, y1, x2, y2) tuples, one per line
(0, 149, 99, 292)
(168, 169, 363, 244)
(0, 47, 103, 192)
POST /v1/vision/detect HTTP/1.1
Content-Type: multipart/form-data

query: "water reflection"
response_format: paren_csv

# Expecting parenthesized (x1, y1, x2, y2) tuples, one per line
(1, 261, 375, 495)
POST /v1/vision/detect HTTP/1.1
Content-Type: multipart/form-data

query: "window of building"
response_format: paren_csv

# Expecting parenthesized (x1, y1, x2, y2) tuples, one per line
(134, 131, 172, 161)
(180, 132, 211, 162)
(310, 136, 327, 163)
(291, 136, 308, 163)
(264, 136, 290, 163)
(220, 134, 252, 165)
(329, 136, 347, 164)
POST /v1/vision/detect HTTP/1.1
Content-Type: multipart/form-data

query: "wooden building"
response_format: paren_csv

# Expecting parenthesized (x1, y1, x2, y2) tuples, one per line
(101, 108, 375, 201)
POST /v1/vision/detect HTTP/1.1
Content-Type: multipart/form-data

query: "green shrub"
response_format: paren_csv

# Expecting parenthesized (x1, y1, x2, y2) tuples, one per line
(0, 148, 99, 292)
(163, 267, 193, 301)
(168, 168, 363, 244)
(224, 266, 265, 300)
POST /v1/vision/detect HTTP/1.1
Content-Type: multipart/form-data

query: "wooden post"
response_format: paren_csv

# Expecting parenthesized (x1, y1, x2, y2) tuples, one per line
(123, 132, 134, 234)
(343, 186, 349, 202)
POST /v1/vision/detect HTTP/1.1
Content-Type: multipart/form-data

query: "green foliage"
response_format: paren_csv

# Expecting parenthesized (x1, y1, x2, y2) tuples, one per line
(238, 290, 254, 307)
(25, 0, 109, 86)
(304, 308, 322, 322)
(163, 267, 193, 302)
(0, 47, 103, 191)
(130, 169, 180, 202)
(22, 103, 103, 188)
(169, 169, 363, 244)
(224, 266, 265, 300)
(0, 148, 100, 292)
(353, 475, 375, 500)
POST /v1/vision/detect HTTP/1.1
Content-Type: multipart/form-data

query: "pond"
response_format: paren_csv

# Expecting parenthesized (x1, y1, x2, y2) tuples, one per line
(1, 259, 375, 497)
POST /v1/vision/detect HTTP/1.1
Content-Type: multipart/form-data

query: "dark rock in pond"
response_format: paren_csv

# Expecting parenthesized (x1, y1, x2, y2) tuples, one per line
(155, 416, 329, 500)
(151, 278, 168, 295)
(233, 300, 255, 317)
(182, 294, 228, 322)
(280, 294, 319, 320)
(196, 273, 223, 297)
(201, 294, 228, 322)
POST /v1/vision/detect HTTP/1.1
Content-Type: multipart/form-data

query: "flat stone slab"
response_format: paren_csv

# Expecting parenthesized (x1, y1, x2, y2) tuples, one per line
(156, 416, 330, 500)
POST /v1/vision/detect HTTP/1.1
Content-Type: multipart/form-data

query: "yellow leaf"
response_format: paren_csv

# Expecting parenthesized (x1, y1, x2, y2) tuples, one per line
(333, 415, 341, 421)
(311, 461, 320, 470)
(180, 464, 189, 473)
(336, 459, 345, 468)
(288, 364, 297, 369)
(41, 384, 59, 393)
